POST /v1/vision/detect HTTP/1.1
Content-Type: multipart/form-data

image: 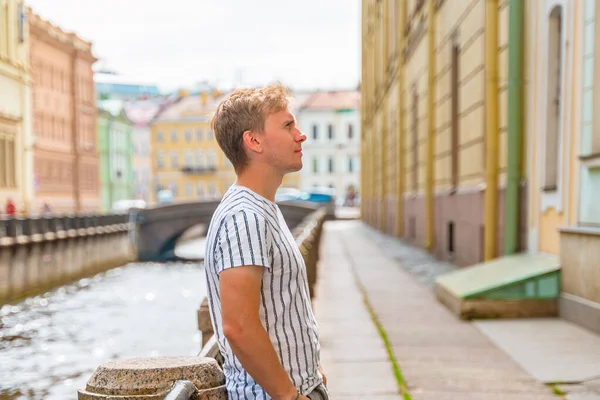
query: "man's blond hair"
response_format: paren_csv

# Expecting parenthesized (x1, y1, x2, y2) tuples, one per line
(211, 82, 291, 174)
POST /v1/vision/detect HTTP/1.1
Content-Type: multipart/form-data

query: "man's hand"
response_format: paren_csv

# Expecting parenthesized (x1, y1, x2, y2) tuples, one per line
(318, 365, 327, 388)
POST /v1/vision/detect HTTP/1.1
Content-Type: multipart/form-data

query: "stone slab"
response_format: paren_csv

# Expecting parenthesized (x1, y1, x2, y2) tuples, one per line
(474, 318, 600, 383)
(435, 253, 559, 299)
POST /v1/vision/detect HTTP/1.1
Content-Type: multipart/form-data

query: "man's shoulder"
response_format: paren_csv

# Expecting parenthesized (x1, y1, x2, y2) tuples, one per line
(214, 192, 274, 222)
(208, 199, 272, 238)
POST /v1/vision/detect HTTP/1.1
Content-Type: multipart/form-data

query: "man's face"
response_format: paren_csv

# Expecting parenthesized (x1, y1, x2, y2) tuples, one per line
(260, 108, 307, 174)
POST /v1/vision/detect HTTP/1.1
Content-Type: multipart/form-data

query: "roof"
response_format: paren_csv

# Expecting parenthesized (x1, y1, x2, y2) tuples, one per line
(299, 90, 360, 111)
(124, 97, 170, 126)
(289, 92, 312, 114)
(94, 72, 159, 88)
(154, 93, 227, 123)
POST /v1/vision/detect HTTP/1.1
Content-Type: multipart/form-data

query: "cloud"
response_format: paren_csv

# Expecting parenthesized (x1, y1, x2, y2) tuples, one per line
(26, 0, 360, 91)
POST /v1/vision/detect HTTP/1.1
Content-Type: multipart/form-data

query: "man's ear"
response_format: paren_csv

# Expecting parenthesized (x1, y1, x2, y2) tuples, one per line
(242, 130, 263, 154)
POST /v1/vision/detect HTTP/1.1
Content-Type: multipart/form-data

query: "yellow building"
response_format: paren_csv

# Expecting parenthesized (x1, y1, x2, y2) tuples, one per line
(0, 0, 32, 212)
(150, 92, 232, 204)
(150, 90, 300, 205)
(361, 0, 521, 266)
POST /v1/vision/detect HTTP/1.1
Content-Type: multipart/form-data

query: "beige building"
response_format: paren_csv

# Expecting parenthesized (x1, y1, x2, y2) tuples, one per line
(29, 10, 99, 212)
(0, 0, 32, 213)
(362, 0, 517, 266)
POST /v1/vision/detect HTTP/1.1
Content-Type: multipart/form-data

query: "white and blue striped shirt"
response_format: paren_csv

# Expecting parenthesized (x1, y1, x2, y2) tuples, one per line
(204, 184, 322, 399)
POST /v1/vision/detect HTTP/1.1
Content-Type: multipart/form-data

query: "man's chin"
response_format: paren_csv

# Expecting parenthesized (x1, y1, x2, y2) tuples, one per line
(285, 163, 303, 174)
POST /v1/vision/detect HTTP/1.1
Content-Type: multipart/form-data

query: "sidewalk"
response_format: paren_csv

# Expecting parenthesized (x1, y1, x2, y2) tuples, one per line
(313, 220, 558, 400)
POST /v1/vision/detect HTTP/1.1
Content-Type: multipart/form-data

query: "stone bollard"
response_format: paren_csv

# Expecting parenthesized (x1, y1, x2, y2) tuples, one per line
(78, 356, 226, 399)
(197, 297, 214, 348)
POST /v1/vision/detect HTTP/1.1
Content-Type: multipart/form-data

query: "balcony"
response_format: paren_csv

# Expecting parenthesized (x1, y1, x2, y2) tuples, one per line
(180, 165, 217, 175)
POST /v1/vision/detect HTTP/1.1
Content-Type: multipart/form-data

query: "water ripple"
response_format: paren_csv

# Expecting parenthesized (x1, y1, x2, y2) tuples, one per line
(0, 261, 205, 400)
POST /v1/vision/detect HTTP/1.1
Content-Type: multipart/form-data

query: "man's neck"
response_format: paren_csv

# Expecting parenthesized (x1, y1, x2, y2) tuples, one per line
(235, 164, 283, 202)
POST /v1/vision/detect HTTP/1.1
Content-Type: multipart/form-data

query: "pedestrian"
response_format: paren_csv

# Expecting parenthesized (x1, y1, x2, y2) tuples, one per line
(5, 198, 16, 216)
(204, 83, 328, 400)
(41, 202, 52, 216)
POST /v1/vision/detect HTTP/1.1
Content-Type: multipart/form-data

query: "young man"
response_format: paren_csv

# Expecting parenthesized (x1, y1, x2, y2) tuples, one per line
(204, 83, 328, 400)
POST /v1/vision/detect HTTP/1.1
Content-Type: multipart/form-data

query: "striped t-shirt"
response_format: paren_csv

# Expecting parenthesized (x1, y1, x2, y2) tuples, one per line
(204, 184, 322, 399)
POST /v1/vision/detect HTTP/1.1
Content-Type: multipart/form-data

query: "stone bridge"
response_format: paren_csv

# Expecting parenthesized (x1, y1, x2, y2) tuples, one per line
(129, 200, 321, 262)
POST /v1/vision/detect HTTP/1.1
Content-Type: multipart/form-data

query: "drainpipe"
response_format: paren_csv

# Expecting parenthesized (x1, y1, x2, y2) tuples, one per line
(360, 0, 366, 222)
(381, 0, 389, 232)
(484, 0, 500, 261)
(504, 0, 524, 255)
(425, 0, 436, 250)
(395, 0, 406, 237)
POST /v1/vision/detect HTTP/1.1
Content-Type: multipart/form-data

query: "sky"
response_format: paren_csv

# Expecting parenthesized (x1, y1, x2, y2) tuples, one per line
(26, 0, 361, 93)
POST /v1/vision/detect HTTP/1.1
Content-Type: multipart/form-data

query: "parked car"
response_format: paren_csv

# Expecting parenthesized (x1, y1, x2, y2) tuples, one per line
(157, 189, 174, 205)
(275, 188, 304, 202)
(300, 188, 336, 218)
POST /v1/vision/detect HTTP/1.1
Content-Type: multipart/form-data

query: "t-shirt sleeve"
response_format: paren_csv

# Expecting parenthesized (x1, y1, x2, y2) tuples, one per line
(214, 210, 272, 273)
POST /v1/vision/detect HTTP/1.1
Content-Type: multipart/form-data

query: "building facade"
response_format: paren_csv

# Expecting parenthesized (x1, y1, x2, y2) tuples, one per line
(95, 72, 159, 102)
(0, 0, 32, 213)
(124, 98, 167, 203)
(98, 102, 134, 212)
(555, 0, 600, 334)
(150, 92, 235, 204)
(29, 10, 99, 212)
(361, 0, 524, 266)
(297, 90, 361, 203)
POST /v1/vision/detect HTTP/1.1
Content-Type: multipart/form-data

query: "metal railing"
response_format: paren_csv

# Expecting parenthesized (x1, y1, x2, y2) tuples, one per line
(164, 380, 196, 400)
(0, 213, 129, 241)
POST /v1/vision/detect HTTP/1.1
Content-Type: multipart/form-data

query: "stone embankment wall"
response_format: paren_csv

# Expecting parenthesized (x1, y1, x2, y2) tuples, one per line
(0, 214, 133, 305)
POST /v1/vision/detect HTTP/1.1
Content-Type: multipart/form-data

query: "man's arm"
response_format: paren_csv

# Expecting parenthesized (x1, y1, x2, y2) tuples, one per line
(220, 265, 309, 400)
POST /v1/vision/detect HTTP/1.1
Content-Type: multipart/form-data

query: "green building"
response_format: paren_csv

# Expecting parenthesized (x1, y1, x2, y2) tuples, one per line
(98, 100, 134, 212)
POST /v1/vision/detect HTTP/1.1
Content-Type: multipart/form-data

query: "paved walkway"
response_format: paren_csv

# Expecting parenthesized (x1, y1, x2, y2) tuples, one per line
(314, 221, 558, 400)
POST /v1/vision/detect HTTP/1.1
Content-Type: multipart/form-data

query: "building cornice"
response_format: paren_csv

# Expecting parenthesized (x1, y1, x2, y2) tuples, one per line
(28, 8, 97, 63)
(0, 111, 23, 124)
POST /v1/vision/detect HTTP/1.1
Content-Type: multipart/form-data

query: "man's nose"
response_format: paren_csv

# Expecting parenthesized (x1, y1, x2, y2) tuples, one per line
(296, 129, 307, 143)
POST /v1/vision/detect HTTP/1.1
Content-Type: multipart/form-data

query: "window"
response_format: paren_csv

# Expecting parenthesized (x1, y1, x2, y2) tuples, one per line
(185, 149, 193, 166)
(208, 182, 216, 197)
(186, 182, 193, 197)
(348, 124, 354, 140)
(544, 6, 563, 191)
(328, 157, 334, 173)
(207, 129, 214, 140)
(170, 151, 178, 169)
(207, 150, 216, 168)
(18, 3, 25, 43)
(170, 130, 177, 142)
(348, 156, 354, 173)
(196, 128, 203, 141)
(313, 157, 319, 173)
(312, 124, 318, 140)
(185, 129, 192, 142)
(156, 131, 164, 142)
(197, 182, 204, 198)
(328, 124, 334, 140)
(169, 182, 178, 197)
(156, 150, 165, 169)
(195, 150, 204, 168)
(0, 136, 16, 187)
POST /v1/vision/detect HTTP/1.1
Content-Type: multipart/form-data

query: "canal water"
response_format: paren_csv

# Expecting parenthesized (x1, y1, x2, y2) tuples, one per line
(0, 255, 206, 399)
